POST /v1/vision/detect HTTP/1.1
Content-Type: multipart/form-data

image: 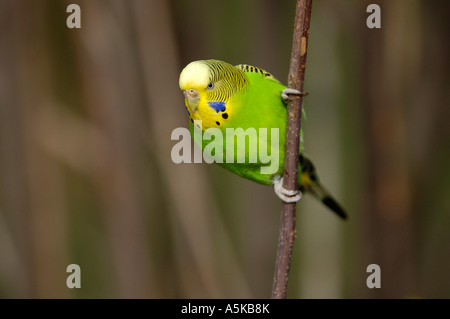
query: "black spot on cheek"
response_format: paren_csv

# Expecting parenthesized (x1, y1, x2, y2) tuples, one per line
(190, 118, 193, 123)
(222, 113, 228, 119)
(216, 121, 220, 126)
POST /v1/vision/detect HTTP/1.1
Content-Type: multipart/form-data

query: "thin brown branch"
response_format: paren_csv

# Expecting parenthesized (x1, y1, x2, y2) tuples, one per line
(271, 0, 313, 299)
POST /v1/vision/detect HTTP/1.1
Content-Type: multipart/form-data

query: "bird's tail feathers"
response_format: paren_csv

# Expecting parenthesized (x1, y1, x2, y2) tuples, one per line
(306, 180, 347, 220)
(298, 154, 347, 220)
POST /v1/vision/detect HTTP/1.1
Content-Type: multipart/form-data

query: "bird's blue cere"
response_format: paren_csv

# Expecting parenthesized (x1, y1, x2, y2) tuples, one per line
(208, 101, 226, 113)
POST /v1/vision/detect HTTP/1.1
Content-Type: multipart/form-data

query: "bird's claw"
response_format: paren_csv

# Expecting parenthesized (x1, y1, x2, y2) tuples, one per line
(273, 176, 302, 203)
(281, 88, 308, 103)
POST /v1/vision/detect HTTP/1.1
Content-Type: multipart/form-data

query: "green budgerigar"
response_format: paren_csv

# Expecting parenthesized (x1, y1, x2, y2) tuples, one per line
(179, 59, 347, 219)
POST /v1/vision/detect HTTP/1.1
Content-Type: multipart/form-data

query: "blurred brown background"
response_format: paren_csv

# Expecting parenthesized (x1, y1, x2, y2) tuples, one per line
(0, 0, 449, 298)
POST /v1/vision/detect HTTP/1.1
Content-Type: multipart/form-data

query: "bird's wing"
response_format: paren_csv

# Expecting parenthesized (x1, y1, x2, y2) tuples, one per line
(235, 64, 282, 83)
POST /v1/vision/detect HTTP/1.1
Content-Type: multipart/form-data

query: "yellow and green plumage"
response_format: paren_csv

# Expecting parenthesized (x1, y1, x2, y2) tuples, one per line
(179, 59, 346, 219)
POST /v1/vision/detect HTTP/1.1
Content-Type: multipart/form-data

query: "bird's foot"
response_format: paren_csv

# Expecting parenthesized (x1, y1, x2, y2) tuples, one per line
(281, 88, 308, 103)
(273, 176, 302, 203)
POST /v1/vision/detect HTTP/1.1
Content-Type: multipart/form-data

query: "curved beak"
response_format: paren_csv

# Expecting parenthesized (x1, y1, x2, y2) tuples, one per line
(183, 89, 200, 113)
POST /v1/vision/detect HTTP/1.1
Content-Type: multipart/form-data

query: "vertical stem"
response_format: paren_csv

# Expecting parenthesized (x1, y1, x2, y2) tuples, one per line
(272, 0, 313, 299)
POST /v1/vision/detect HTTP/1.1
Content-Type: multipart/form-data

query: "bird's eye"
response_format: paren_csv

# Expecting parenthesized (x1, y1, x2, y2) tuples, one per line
(207, 82, 215, 90)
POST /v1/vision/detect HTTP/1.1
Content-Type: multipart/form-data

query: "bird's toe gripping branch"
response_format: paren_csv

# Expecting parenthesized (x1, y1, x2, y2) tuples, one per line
(281, 88, 308, 103)
(273, 176, 302, 203)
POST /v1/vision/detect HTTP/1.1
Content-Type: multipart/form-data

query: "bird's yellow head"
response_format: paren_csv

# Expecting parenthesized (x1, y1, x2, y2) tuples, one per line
(179, 59, 248, 130)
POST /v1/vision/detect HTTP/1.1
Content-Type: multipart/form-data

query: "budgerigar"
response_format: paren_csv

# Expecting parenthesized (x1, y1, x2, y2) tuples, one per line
(178, 59, 347, 219)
